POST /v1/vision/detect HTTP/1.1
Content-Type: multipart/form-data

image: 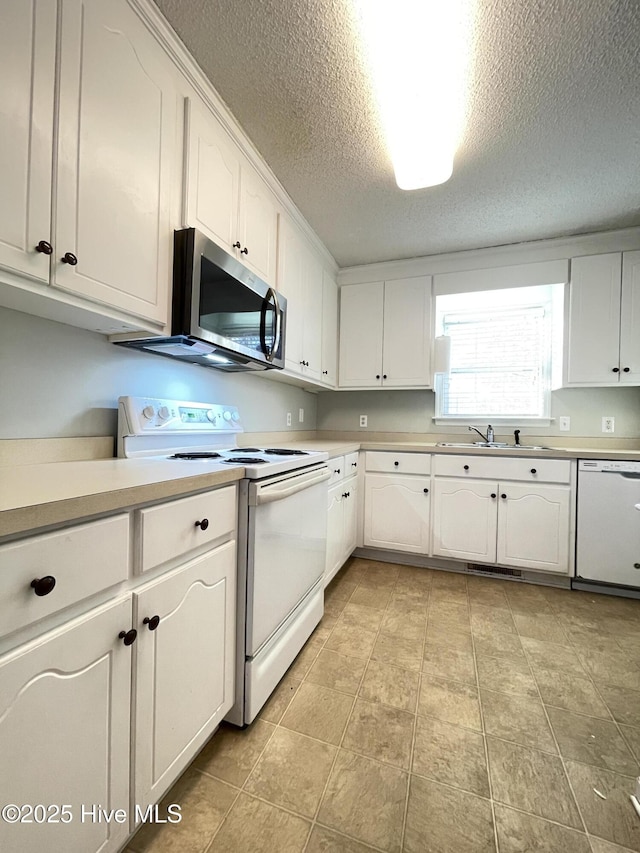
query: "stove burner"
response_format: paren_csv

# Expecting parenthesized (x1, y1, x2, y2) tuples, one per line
(232, 448, 263, 453)
(263, 448, 308, 456)
(224, 457, 267, 464)
(170, 452, 222, 460)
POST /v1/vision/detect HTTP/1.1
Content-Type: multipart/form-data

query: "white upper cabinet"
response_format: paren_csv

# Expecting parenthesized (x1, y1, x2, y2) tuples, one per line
(0, 0, 178, 330)
(339, 276, 432, 388)
(321, 269, 338, 386)
(0, 0, 56, 284)
(565, 251, 640, 386)
(277, 214, 325, 380)
(185, 97, 278, 285)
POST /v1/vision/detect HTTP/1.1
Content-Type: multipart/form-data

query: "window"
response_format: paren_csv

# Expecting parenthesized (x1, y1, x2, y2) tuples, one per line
(434, 283, 564, 421)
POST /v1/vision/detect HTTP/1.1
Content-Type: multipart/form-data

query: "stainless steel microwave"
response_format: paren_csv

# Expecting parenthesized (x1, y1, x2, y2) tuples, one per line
(114, 228, 286, 372)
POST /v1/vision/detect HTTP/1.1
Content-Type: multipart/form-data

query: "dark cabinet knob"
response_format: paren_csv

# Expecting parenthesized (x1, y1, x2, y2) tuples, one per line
(35, 240, 53, 255)
(240, 247, 248, 255)
(501, 493, 507, 499)
(376, 374, 380, 379)
(323, 370, 328, 375)
(623, 367, 630, 373)
(423, 488, 429, 494)
(464, 465, 469, 471)
(343, 491, 350, 498)
(31, 576, 56, 596)
(351, 462, 357, 467)
(530, 468, 537, 474)
(491, 493, 497, 499)
(394, 461, 399, 467)
(334, 468, 341, 474)
(383, 374, 387, 379)
(60, 252, 78, 265)
(195, 518, 209, 531)
(634, 563, 640, 569)
(233, 241, 241, 249)
(143, 615, 160, 631)
(612, 367, 620, 373)
(119, 629, 137, 646)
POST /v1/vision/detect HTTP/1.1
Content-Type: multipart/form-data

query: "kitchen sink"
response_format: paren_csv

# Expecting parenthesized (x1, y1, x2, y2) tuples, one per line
(436, 442, 554, 451)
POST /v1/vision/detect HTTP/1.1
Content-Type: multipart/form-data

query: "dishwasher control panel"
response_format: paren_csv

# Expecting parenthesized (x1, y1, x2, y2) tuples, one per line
(579, 459, 640, 473)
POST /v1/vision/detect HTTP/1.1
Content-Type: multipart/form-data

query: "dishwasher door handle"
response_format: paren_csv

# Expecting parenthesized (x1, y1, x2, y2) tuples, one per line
(252, 468, 331, 505)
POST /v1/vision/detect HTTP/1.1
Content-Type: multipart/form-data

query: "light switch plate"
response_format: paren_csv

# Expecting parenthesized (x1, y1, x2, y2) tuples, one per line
(286, 412, 292, 427)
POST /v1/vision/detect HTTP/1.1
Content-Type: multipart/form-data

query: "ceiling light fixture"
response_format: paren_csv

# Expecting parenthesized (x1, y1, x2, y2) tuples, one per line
(352, 0, 475, 190)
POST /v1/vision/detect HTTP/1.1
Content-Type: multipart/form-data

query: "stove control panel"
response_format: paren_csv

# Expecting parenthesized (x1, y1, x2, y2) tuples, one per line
(119, 397, 243, 435)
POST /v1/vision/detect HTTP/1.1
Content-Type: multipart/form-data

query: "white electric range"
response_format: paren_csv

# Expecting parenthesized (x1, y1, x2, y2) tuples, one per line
(118, 396, 330, 725)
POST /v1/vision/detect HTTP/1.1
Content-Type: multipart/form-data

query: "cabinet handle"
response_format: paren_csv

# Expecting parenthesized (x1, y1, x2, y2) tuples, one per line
(323, 370, 328, 375)
(233, 241, 241, 249)
(464, 465, 470, 471)
(30, 576, 56, 596)
(376, 374, 381, 379)
(334, 468, 341, 474)
(423, 488, 429, 494)
(119, 629, 137, 646)
(300, 360, 309, 367)
(394, 461, 399, 467)
(195, 518, 209, 531)
(240, 247, 249, 255)
(342, 491, 350, 498)
(612, 367, 620, 373)
(530, 468, 537, 474)
(35, 240, 53, 255)
(634, 563, 640, 569)
(351, 462, 357, 467)
(383, 374, 388, 379)
(623, 367, 630, 373)
(501, 493, 507, 499)
(143, 615, 161, 631)
(491, 493, 497, 499)
(60, 252, 78, 265)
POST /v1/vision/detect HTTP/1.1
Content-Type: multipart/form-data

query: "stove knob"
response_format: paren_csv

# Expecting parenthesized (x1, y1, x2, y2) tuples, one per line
(206, 410, 217, 423)
(231, 411, 240, 422)
(223, 411, 232, 422)
(142, 405, 155, 419)
(158, 406, 170, 420)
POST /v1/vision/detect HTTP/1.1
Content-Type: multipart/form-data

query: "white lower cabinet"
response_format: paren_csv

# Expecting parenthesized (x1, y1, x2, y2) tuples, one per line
(0, 597, 133, 853)
(325, 453, 359, 585)
(364, 474, 430, 554)
(133, 539, 236, 814)
(432, 474, 572, 573)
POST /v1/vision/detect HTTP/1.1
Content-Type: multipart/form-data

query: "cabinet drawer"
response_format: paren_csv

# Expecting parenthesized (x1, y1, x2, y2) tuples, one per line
(328, 456, 345, 485)
(0, 515, 129, 639)
(344, 451, 360, 477)
(433, 454, 572, 484)
(138, 485, 236, 572)
(365, 451, 431, 475)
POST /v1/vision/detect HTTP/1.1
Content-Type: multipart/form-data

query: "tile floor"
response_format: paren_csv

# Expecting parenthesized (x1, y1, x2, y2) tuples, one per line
(126, 558, 640, 853)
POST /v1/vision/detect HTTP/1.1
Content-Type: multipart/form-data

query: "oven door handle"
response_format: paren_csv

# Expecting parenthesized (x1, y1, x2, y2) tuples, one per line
(251, 467, 330, 505)
(260, 287, 281, 363)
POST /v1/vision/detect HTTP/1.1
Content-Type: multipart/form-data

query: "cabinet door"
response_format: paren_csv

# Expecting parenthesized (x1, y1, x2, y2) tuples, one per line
(496, 483, 570, 573)
(302, 247, 324, 380)
(277, 216, 305, 370)
(321, 269, 338, 386)
(184, 97, 240, 254)
(565, 253, 622, 385)
(339, 282, 384, 387)
(364, 474, 430, 553)
(238, 163, 278, 285)
(0, 597, 132, 853)
(325, 485, 345, 586)
(0, 0, 56, 284)
(133, 541, 236, 813)
(432, 478, 498, 562)
(382, 276, 432, 387)
(54, 0, 176, 324)
(619, 251, 640, 385)
(343, 478, 359, 558)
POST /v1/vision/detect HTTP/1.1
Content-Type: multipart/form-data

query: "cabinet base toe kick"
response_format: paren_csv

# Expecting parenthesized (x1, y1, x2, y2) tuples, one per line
(352, 548, 572, 588)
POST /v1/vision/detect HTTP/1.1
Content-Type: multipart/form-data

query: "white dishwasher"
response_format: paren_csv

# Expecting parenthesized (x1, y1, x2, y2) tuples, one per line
(575, 459, 640, 594)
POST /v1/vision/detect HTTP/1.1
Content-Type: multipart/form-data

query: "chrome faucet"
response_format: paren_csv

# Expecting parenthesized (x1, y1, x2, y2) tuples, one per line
(468, 425, 495, 443)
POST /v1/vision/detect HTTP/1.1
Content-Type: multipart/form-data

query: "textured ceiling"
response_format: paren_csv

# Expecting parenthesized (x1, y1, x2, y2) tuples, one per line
(153, 0, 640, 268)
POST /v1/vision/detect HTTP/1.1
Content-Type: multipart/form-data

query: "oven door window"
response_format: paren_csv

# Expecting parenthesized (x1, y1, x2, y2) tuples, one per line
(198, 255, 278, 359)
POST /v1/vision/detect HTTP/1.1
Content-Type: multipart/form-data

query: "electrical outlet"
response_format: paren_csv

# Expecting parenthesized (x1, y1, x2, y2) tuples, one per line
(298, 408, 304, 423)
(286, 412, 292, 427)
(359, 415, 368, 428)
(602, 416, 615, 433)
(559, 416, 570, 431)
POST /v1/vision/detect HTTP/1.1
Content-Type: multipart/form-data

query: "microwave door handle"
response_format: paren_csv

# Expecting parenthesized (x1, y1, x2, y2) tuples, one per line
(260, 287, 279, 362)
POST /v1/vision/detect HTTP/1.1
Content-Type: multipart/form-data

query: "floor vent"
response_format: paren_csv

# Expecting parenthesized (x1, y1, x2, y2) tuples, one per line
(466, 563, 523, 578)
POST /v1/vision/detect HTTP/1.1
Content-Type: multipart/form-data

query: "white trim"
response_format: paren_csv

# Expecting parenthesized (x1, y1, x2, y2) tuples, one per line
(338, 226, 640, 285)
(433, 417, 554, 427)
(434, 260, 568, 296)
